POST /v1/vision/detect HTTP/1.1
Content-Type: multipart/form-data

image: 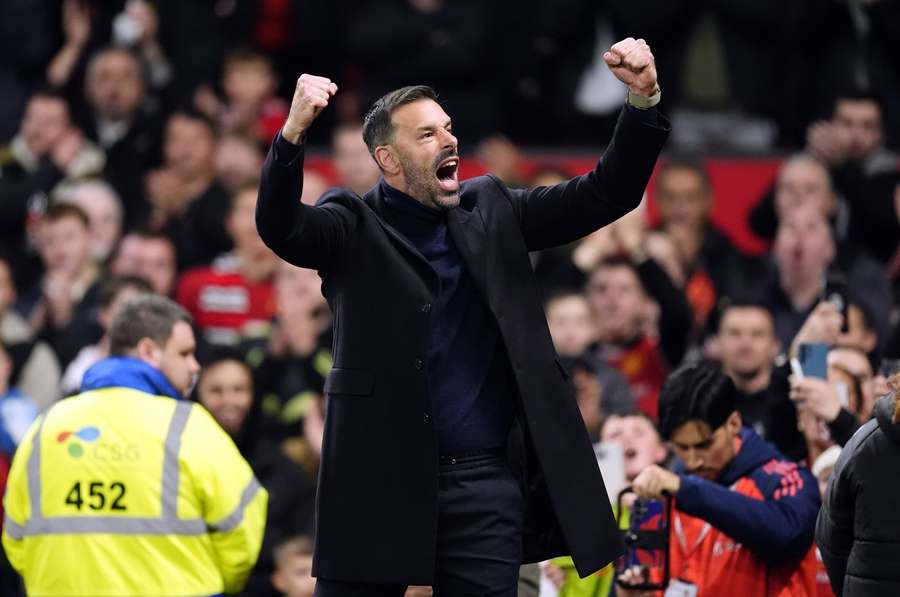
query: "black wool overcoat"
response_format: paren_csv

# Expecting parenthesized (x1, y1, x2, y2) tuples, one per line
(256, 105, 670, 584)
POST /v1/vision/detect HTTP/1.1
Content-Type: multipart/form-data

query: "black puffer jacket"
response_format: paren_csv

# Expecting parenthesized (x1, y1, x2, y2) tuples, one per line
(816, 393, 900, 596)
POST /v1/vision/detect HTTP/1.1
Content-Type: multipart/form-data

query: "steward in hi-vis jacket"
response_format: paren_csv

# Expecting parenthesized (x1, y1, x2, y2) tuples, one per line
(2, 295, 267, 597)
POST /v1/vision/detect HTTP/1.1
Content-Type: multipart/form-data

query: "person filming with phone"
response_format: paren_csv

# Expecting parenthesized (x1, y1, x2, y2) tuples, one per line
(617, 363, 820, 597)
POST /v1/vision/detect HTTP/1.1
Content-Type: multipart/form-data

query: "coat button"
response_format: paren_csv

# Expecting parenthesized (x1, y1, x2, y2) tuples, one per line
(423, 413, 431, 423)
(421, 303, 432, 313)
(415, 358, 424, 370)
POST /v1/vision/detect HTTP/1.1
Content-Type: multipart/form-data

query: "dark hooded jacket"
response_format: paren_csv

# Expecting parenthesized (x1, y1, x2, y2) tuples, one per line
(816, 393, 900, 596)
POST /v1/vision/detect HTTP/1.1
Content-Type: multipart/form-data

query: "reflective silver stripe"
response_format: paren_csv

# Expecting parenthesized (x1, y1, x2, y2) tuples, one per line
(27, 415, 47, 520)
(4, 515, 25, 540)
(208, 478, 262, 533)
(161, 401, 193, 518)
(18, 399, 205, 539)
(23, 516, 207, 536)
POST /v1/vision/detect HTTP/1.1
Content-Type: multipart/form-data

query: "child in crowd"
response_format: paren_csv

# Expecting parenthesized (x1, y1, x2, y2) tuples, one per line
(271, 536, 315, 597)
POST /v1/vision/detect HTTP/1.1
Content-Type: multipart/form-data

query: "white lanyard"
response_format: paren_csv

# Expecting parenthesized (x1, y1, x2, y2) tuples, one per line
(673, 512, 711, 557)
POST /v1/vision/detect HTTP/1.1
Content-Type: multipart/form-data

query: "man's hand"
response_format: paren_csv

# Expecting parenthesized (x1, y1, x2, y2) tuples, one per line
(806, 121, 848, 167)
(632, 464, 680, 499)
(789, 376, 842, 423)
(790, 301, 842, 359)
(603, 38, 658, 97)
(283, 74, 338, 144)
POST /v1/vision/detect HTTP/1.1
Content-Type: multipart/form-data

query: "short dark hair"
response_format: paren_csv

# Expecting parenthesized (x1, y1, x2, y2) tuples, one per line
(223, 45, 273, 72)
(109, 294, 192, 355)
(43, 202, 90, 228)
(197, 344, 251, 374)
(657, 362, 737, 440)
(831, 86, 885, 120)
(658, 157, 711, 193)
(715, 296, 774, 332)
(587, 255, 642, 287)
(30, 85, 70, 107)
(362, 85, 438, 156)
(99, 275, 152, 309)
(273, 535, 314, 567)
(168, 106, 217, 137)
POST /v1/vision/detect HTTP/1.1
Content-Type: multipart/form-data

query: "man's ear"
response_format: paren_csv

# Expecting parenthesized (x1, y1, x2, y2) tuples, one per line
(374, 145, 399, 175)
(134, 337, 162, 368)
(726, 410, 742, 434)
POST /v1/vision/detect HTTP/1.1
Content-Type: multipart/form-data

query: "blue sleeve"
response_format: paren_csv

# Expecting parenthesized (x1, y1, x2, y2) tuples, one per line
(675, 466, 820, 565)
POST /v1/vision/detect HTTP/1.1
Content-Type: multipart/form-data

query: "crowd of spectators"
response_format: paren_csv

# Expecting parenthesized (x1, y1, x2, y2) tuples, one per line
(0, 1, 899, 596)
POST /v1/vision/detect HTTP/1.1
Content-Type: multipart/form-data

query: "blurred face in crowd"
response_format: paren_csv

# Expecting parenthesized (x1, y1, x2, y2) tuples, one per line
(164, 114, 216, 181)
(833, 99, 883, 162)
(655, 166, 711, 231)
(547, 294, 596, 357)
(215, 135, 263, 192)
(137, 320, 200, 397)
(0, 343, 10, 391)
(774, 157, 834, 220)
(828, 347, 875, 421)
(21, 96, 71, 156)
(272, 553, 315, 597)
(99, 285, 146, 334)
(586, 264, 647, 343)
(670, 412, 742, 481)
(0, 260, 15, 313)
(223, 57, 276, 107)
(39, 214, 91, 276)
(86, 50, 144, 121)
(377, 99, 460, 210)
(718, 306, 779, 383)
(601, 414, 668, 481)
(333, 125, 381, 196)
(300, 169, 330, 206)
(773, 205, 835, 287)
(63, 182, 124, 262)
(227, 188, 269, 254)
(111, 234, 177, 296)
(276, 261, 326, 317)
(197, 359, 254, 436)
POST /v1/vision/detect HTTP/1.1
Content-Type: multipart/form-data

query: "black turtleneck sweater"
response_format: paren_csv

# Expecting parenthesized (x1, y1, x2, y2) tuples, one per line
(380, 181, 514, 456)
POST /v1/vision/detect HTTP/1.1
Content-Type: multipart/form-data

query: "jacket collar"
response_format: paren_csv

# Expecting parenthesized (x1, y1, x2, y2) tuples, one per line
(365, 179, 488, 298)
(80, 357, 182, 400)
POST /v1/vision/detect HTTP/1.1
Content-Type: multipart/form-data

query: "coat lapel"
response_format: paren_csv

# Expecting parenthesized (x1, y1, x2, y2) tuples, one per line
(447, 205, 488, 300)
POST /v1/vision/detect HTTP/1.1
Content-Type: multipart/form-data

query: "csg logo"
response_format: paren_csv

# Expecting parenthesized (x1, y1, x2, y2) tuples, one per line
(57, 427, 100, 458)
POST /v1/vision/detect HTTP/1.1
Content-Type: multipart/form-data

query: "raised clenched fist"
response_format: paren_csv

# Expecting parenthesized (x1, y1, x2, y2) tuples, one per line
(603, 38, 658, 97)
(282, 74, 338, 143)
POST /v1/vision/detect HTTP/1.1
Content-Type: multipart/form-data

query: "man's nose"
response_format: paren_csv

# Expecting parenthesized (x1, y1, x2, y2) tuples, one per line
(440, 129, 457, 150)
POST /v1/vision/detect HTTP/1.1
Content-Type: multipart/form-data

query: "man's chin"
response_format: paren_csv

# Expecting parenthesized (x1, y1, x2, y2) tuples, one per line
(431, 192, 460, 210)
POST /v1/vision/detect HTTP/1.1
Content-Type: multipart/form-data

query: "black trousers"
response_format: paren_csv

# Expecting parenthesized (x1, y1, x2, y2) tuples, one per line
(314, 451, 524, 597)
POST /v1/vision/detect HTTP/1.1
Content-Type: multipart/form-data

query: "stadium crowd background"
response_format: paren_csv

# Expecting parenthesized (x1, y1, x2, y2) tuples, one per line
(0, 0, 899, 595)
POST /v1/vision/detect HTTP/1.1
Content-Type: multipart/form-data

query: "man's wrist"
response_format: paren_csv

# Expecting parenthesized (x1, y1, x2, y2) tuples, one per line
(281, 126, 306, 145)
(626, 86, 661, 110)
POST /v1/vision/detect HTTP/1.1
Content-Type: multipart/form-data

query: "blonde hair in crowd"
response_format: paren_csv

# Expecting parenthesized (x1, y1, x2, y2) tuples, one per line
(890, 374, 900, 423)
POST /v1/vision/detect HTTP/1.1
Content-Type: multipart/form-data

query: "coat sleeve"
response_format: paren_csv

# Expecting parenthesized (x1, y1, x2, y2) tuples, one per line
(496, 105, 669, 252)
(675, 463, 821, 565)
(181, 405, 268, 595)
(256, 131, 358, 271)
(1, 415, 43, 575)
(816, 420, 877, 596)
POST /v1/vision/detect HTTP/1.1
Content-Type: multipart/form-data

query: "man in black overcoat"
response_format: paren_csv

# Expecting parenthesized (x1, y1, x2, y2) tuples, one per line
(256, 37, 669, 596)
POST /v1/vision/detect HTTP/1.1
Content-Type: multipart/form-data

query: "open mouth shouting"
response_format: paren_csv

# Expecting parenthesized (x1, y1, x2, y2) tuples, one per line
(434, 154, 460, 194)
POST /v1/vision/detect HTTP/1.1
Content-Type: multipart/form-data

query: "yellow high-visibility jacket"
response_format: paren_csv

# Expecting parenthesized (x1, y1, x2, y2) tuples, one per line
(2, 365, 268, 597)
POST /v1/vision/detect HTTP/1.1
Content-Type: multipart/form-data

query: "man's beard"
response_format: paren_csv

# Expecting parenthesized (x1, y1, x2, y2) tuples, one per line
(400, 151, 460, 211)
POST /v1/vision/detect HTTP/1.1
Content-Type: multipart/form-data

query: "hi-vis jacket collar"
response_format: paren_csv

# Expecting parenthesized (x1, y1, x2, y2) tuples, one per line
(81, 357, 181, 400)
